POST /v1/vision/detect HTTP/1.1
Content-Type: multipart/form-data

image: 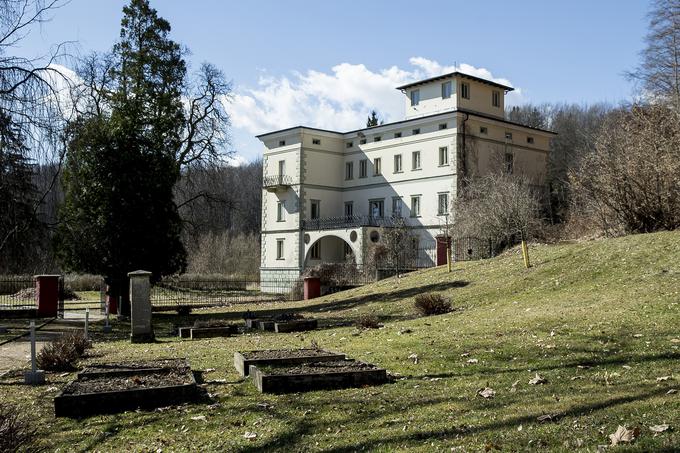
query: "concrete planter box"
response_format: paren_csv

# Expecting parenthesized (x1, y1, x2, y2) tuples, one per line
(257, 320, 276, 331)
(234, 349, 346, 377)
(77, 358, 188, 380)
(249, 360, 387, 394)
(190, 325, 238, 339)
(245, 318, 270, 329)
(274, 319, 318, 333)
(55, 366, 198, 417)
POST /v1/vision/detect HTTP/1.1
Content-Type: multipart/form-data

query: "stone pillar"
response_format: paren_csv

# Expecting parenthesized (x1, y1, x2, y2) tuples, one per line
(303, 277, 321, 300)
(128, 270, 154, 343)
(34, 275, 60, 317)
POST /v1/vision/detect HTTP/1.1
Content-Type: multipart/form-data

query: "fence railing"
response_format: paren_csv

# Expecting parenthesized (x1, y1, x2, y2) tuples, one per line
(302, 215, 400, 230)
(0, 276, 36, 310)
(262, 174, 295, 188)
(151, 277, 301, 309)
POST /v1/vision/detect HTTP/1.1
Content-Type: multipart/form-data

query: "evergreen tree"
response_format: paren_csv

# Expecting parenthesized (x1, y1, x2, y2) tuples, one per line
(57, 0, 229, 313)
(366, 110, 381, 127)
(0, 112, 41, 273)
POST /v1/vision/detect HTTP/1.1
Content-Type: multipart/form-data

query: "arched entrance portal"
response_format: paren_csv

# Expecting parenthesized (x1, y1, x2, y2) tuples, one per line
(304, 235, 355, 269)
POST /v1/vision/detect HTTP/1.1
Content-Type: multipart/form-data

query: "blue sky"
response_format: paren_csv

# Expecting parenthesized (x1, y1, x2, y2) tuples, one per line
(20, 0, 650, 161)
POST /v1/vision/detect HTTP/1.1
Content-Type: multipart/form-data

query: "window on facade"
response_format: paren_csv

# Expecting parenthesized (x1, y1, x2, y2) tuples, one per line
(310, 241, 321, 259)
(369, 199, 384, 218)
(359, 159, 368, 178)
(346, 141, 353, 148)
(439, 123, 447, 130)
(360, 138, 367, 145)
(312, 138, 321, 145)
(344, 201, 354, 218)
(374, 136, 381, 142)
(492, 90, 501, 108)
(373, 157, 382, 176)
(410, 89, 420, 106)
(505, 132, 513, 140)
(480, 126, 488, 135)
(439, 147, 448, 166)
(412, 128, 420, 135)
(392, 197, 403, 217)
(276, 201, 285, 222)
(345, 162, 353, 180)
(410, 196, 421, 217)
(505, 153, 514, 174)
(276, 239, 284, 260)
(394, 154, 402, 173)
(441, 81, 452, 99)
(527, 136, 534, 144)
(311, 200, 320, 219)
(461, 82, 470, 99)
(278, 140, 286, 147)
(394, 131, 402, 138)
(412, 151, 421, 170)
(438, 193, 449, 215)
(278, 160, 285, 176)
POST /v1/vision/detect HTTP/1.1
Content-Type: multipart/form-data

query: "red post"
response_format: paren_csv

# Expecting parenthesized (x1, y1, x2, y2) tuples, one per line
(106, 285, 118, 315)
(303, 277, 321, 300)
(34, 275, 60, 317)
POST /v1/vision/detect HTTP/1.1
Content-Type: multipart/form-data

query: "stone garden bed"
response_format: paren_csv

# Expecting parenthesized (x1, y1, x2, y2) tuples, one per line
(249, 359, 387, 393)
(178, 320, 239, 339)
(274, 319, 318, 333)
(55, 358, 199, 417)
(234, 348, 346, 377)
(245, 314, 317, 333)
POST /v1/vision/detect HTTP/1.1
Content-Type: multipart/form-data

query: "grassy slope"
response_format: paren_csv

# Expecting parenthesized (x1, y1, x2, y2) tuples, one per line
(1, 231, 679, 452)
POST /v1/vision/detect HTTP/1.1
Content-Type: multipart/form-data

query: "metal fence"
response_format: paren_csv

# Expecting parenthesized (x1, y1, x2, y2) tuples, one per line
(150, 277, 301, 310)
(0, 276, 35, 310)
(451, 237, 498, 262)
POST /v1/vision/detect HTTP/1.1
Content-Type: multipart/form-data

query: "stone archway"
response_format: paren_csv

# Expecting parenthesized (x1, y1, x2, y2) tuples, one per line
(303, 235, 356, 268)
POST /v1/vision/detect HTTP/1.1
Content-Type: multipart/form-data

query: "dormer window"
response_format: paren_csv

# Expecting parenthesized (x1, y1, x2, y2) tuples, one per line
(527, 136, 534, 144)
(441, 81, 452, 99)
(461, 82, 470, 99)
(312, 138, 321, 145)
(278, 140, 286, 147)
(410, 89, 420, 106)
(374, 136, 381, 142)
(492, 90, 501, 108)
(412, 128, 420, 135)
(394, 132, 402, 138)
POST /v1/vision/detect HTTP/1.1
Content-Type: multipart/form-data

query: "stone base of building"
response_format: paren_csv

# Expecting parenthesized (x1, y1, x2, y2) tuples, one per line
(260, 268, 302, 294)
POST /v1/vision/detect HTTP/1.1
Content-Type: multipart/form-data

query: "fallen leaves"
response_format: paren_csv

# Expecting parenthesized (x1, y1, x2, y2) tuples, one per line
(466, 358, 479, 364)
(656, 375, 673, 382)
(244, 431, 257, 440)
(477, 387, 495, 398)
(529, 373, 547, 385)
(609, 425, 639, 446)
(649, 424, 670, 433)
(190, 415, 206, 422)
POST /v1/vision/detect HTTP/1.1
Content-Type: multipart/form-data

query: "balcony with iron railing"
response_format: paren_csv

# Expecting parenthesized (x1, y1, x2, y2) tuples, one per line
(262, 174, 295, 192)
(302, 215, 398, 231)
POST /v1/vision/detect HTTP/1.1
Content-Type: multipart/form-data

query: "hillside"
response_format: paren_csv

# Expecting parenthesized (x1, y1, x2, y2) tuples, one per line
(2, 231, 678, 451)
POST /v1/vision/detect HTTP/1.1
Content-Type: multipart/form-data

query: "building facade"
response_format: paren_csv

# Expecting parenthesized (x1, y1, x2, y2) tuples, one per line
(257, 71, 555, 286)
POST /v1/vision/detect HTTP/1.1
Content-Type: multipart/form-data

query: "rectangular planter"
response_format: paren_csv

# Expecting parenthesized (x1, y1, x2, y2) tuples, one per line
(77, 358, 189, 380)
(249, 360, 387, 394)
(233, 349, 346, 377)
(178, 327, 191, 338)
(274, 319, 318, 333)
(245, 318, 270, 329)
(55, 368, 199, 417)
(189, 325, 238, 339)
(257, 320, 275, 331)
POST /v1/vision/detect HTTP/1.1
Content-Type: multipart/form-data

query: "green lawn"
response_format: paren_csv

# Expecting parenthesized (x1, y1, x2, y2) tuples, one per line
(1, 231, 678, 451)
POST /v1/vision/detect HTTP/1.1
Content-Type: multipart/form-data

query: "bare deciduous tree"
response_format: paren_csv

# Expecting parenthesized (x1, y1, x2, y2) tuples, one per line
(628, 0, 680, 109)
(569, 104, 680, 234)
(451, 173, 543, 246)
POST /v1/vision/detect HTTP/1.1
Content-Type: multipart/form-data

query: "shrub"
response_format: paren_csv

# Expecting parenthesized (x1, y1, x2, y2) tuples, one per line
(0, 403, 37, 453)
(64, 273, 103, 291)
(37, 331, 90, 371)
(355, 313, 381, 329)
(414, 293, 451, 316)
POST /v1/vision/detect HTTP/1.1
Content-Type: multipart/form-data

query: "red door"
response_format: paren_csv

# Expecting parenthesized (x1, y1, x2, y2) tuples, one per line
(436, 236, 451, 266)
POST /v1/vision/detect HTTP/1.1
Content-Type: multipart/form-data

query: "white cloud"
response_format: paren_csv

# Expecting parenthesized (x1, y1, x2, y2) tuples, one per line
(225, 57, 524, 160)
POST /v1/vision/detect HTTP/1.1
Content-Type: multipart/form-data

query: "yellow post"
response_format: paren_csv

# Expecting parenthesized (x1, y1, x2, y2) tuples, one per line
(521, 240, 531, 268)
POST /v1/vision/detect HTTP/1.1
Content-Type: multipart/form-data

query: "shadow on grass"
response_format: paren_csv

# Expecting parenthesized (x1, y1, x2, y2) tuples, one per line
(154, 280, 470, 328)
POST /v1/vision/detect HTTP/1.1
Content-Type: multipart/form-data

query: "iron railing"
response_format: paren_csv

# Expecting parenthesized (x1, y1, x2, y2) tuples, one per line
(262, 174, 294, 188)
(302, 215, 399, 230)
(150, 277, 301, 310)
(0, 276, 35, 310)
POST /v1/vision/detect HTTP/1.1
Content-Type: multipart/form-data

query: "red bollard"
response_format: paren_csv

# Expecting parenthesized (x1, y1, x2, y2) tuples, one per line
(303, 277, 321, 300)
(35, 275, 60, 317)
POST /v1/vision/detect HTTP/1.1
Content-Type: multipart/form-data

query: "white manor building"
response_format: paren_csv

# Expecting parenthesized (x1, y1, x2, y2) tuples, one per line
(257, 71, 554, 284)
